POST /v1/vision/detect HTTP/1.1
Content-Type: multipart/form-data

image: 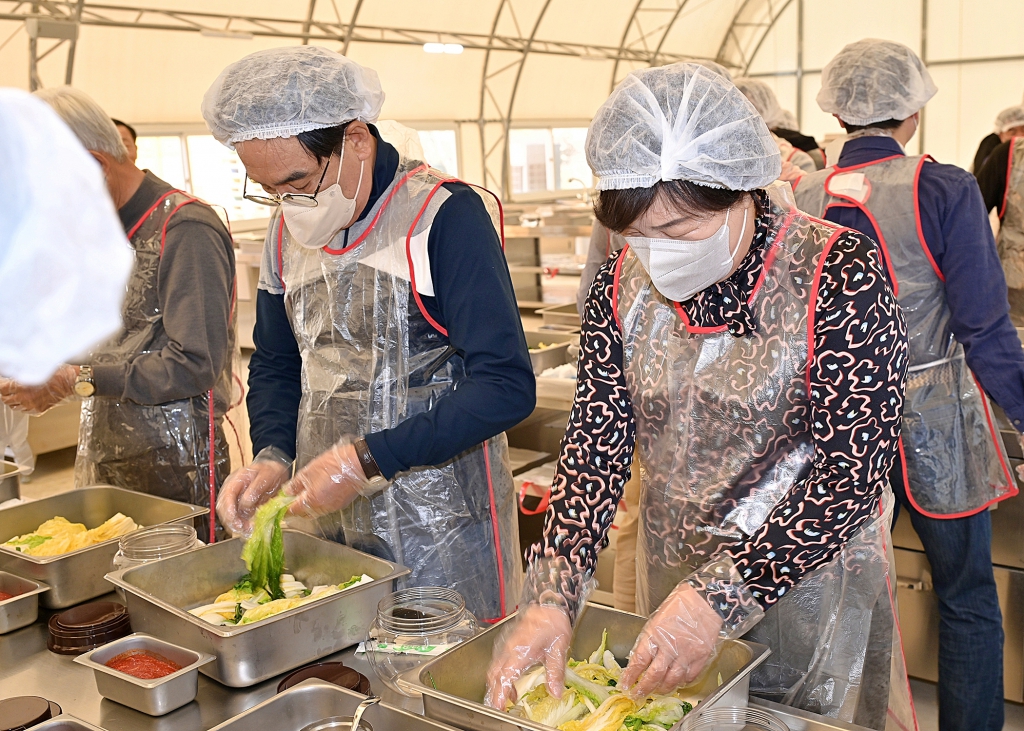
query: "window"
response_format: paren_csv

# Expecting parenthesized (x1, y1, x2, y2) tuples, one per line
(135, 136, 188, 191)
(508, 127, 592, 195)
(186, 135, 268, 223)
(417, 129, 459, 177)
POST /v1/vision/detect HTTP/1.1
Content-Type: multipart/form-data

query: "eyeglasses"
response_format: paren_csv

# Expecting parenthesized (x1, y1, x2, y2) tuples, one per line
(242, 157, 332, 208)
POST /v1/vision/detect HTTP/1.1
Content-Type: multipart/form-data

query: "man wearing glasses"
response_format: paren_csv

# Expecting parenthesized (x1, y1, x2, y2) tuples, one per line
(0, 87, 235, 542)
(205, 47, 534, 622)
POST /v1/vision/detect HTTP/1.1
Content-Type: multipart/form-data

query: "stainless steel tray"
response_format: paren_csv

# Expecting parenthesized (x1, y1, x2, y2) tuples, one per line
(537, 303, 580, 328)
(31, 714, 107, 731)
(0, 459, 25, 503)
(413, 603, 770, 731)
(0, 486, 207, 608)
(0, 569, 48, 633)
(74, 632, 215, 716)
(105, 529, 410, 687)
(210, 679, 462, 731)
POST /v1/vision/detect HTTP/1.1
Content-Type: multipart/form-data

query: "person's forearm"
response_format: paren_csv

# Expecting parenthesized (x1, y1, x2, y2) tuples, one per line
(248, 289, 302, 459)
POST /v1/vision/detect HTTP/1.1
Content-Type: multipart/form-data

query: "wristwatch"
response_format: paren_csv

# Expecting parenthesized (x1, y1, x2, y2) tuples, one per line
(73, 365, 96, 397)
(354, 437, 389, 495)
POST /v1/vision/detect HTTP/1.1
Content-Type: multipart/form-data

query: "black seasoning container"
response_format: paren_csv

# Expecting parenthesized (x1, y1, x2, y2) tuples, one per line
(48, 601, 131, 655)
(0, 696, 61, 731)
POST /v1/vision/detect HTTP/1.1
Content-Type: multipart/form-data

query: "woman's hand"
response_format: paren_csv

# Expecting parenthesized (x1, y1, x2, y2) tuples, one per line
(0, 365, 78, 415)
(284, 442, 371, 518)
(216, 447, 292, 537)
(484, 604, 572, 710)
(621, 583, 724, 698)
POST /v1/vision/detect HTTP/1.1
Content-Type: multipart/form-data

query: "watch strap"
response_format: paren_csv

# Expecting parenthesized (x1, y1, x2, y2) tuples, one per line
(354, 437, 382, 481)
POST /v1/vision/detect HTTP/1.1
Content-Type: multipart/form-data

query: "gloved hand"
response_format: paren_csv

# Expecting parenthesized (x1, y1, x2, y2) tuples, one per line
(216, 446, 292, 537)
(284, 441, 372, 518)
(778, 160, 804, 184)
(484, 603, 572, 710)
(620, 582, 724, 698)
(0, 365, 78, 415)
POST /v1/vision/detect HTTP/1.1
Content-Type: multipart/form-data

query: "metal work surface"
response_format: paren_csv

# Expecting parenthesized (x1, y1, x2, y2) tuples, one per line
(0, 593, 413, 731)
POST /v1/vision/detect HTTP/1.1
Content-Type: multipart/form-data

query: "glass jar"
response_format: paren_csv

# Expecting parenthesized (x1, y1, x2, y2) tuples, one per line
(680, 707, 790, 731)
(366, 587, 478, 696)
(112, 524, 198, 571)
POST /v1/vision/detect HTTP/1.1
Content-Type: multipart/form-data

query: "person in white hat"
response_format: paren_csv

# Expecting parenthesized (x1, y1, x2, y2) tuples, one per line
(795, 39, 1024, 731)
(204, 47, 533, 623)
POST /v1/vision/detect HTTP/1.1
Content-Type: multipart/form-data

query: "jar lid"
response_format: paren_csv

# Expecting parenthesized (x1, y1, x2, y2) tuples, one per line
(48, 603, 132, 655)
(278, 662, 372, 695)
(0, 696, 52, 731)
(55, 601, 127, 629)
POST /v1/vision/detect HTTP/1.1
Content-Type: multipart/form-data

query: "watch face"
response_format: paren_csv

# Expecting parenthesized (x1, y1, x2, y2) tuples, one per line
(74, 381, 95, 397)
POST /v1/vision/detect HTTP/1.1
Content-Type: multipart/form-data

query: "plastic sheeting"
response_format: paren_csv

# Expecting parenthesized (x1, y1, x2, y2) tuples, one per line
(795, 155, 1013, 516)
(998, 140, 1024, 292)
(75, 190, 234, 541)
(615, 184, 914, 728)
(277, 157, 522, 623)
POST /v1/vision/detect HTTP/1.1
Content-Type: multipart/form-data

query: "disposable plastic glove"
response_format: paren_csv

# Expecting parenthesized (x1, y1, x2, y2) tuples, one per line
(0, 364, 77, 415)
(620, 582, 724, 699)
(283, 441, 372, 518)
(484, 603, 572, 710)
(778, 159, 804, 184)
(216, 446, 292, 537)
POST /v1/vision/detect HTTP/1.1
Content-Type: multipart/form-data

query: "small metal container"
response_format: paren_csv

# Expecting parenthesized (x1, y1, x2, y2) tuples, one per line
(0, 570, 48, 633)
(525, 332, 574, 376)
(0, 460, 25, 503)
(73, 632, 214, 716)
(210, 679, 461, 731)
(28, 714, 107, 731)
(105, 530, 410, 687)
(537, 302, 580, 328)
(749, 698, 875, 731)
(412, 603, 771, 731)
(0, 486, 207, 608)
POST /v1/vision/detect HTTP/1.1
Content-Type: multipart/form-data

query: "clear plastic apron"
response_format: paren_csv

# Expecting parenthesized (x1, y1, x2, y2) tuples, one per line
(76, 190, 235, 541)
(279, 158, 522, 623)
(615, 184, 915, 730)
(796, 155, 1014, 518)
(998, 138, 1024, 288)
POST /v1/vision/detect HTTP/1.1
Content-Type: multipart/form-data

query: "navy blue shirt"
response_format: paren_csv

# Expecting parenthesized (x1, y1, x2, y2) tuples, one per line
(824, 135, 1024, 429)
(247, 129, 535, 478)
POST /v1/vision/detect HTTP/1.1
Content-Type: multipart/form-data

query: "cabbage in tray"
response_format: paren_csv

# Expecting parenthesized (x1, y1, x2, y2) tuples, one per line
(508, 630, 693, 731)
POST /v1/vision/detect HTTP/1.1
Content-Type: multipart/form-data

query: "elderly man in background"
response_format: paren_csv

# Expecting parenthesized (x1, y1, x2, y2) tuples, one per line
(112, 118, 138, 164)
(0, 87, 235, 543)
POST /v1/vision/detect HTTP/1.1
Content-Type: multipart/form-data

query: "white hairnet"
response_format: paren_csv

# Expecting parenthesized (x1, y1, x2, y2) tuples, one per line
(817, 39, 937, 126)
(995, 105, 1024, 134)
(777, 109, 800, 131)
(586, 63, 781, 191)
(734, 77, 785, 128)
(375, 120, 425, 162)
(202, 46, 385, 148)
(0, 89, 131, 384)
(684, 58, 733, 82)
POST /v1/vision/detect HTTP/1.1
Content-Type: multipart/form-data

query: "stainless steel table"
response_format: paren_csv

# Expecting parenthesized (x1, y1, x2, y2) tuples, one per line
(0, 594, 418, 731)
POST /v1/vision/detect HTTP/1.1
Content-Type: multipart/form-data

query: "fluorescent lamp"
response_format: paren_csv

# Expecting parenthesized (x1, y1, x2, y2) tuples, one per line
(443, 44, 464, 54)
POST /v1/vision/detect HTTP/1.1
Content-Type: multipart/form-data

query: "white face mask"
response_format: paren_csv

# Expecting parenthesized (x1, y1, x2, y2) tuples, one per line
(625, 205, 748, 303)
(281, 137, 365, 250)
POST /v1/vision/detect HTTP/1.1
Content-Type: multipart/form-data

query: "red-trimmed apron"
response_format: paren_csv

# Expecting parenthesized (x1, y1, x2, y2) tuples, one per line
(278, 158, 522, 623)
(796, 156, 1015, 518)
(76, 189, 235, 543)
(614, 183, 915, 730)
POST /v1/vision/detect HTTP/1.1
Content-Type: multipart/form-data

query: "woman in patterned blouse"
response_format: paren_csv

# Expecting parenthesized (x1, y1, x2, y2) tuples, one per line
(486, 64, 913, 728)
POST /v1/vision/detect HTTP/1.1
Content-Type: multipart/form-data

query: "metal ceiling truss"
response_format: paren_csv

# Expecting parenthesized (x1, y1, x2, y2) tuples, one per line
(611, 0, 708, 92)
(716, 0, 793, 75)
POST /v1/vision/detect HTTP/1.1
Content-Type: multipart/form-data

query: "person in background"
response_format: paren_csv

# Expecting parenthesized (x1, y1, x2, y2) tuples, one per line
(973, 98, 1024, 173)
(0, 89, 130, 389)
(734, 78, 824, 171)
(112, 118, 137, 164)
(794, 40, 1024, 731)
(977, 106, 1024, 324)
(205, 47, 533, 623)
(487, 62, 915, 730)
(0, 87, 235, 543)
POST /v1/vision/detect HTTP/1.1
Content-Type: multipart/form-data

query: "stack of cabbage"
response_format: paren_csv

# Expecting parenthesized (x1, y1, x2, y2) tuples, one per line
(189, 494, 373, 626)
(508, 631, 693, 731)
(2, 513, 139, 556)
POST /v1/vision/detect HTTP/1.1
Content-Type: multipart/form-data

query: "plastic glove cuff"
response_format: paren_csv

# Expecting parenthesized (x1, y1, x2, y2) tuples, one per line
(521, 555, 596, 626)
(684, 556, 765, 639)
(254, 446, 294, 470)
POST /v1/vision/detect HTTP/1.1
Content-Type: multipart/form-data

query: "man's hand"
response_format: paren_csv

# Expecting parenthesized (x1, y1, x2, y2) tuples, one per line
(0, 365, 78, 415)
(284, 442, 372, 518)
